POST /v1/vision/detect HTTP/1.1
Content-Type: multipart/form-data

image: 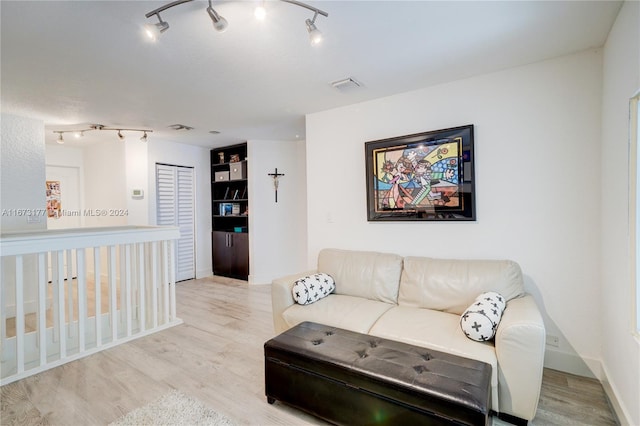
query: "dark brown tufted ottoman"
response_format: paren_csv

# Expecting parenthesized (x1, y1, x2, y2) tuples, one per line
(264, 321, 491, 426)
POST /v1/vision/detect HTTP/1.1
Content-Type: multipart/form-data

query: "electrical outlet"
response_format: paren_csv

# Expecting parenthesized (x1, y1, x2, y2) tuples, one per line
(546, 335, 559, 347)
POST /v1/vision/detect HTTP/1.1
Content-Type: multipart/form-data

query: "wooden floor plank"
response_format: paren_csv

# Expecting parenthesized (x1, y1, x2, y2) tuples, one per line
(0, 277, 619, 425)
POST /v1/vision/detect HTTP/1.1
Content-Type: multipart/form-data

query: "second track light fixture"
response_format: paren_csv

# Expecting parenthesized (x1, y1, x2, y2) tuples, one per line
(53, 124, 153, 145)
(206, 0, 228, 32)
(144, 0, 328, 45)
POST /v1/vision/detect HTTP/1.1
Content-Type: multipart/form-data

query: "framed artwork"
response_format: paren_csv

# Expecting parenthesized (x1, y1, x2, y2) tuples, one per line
(46, 180, 62, 218)
(365, 124, 475, 221)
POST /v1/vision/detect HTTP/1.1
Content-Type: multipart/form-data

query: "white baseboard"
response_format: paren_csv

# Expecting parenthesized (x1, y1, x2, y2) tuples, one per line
(3, 300, 39, 317)
(601, 364, 634, 426)
(543, 347, 602, 379)
(196, 268, 211, 279)
(247, 273, 272, 285)
(545, 349, 633, 425)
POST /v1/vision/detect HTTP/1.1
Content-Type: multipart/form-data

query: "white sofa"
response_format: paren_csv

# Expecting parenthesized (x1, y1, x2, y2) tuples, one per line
(271, 248, 546, 423)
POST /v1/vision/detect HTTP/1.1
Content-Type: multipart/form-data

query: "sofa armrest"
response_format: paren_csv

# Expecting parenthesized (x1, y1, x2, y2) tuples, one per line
(271, 270, 317, 334)
(495, 294, 546, 421)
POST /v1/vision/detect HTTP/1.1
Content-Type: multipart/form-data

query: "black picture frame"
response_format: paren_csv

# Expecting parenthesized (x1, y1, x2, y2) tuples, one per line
(365, 124, 475, 221)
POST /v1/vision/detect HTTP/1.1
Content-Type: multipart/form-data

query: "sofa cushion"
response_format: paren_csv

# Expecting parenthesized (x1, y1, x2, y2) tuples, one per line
(282, 294, 394, 334)
(369, 306, 499, 411)
(318, 248, 403, 304)
(398, 257, 525, 315)
(292, 273, 335, 305)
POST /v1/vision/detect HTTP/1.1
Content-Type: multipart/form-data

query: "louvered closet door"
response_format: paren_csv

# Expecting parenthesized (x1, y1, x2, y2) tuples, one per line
(156, 164, 196, 282)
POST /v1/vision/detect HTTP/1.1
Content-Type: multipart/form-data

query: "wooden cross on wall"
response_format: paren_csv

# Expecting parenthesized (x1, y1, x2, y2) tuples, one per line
(268, 168, 285, 203)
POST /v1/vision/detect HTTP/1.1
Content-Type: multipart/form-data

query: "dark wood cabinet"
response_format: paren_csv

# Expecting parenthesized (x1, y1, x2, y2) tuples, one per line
(211, 143, 249, 280)
(211, 231, 249, 280)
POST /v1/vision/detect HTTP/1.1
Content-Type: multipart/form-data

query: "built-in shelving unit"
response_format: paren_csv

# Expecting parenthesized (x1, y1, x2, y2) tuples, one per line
(211, 143, 249, 280)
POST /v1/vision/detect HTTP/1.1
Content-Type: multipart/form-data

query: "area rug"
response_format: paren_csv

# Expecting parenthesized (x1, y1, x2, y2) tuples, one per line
(109, 389, 235, 426)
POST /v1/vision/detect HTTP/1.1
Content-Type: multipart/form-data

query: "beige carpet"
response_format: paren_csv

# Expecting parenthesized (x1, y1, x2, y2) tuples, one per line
(109, 389, 235, 426)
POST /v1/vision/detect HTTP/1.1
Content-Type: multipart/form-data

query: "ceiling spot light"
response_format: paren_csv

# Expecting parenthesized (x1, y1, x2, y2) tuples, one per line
(207, 1, 228, 32)
(254, 1, 266, 20)
(140, 131, 148, 142)
(56, 133, 64, 144)
(144, 13, 169, 40)
(74, 131, 84, 139)
(117, 130, 125, 140)
(305, 12, 322, 45)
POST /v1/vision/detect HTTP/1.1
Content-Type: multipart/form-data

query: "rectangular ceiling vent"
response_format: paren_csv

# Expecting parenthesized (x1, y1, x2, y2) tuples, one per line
(168, 124, 194, 131)
(330, 77, 362, 91)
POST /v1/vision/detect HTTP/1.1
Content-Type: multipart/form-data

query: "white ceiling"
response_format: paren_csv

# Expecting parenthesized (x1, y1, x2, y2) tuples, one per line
(1, 0, 623, 148)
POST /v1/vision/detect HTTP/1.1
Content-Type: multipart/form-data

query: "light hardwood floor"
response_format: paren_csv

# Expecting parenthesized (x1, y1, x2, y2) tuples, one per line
(1, 277, 619, 425)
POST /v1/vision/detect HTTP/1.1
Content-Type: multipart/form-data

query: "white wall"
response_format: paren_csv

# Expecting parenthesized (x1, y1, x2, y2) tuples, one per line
(46, 144, 84, 169)
(1, 114, 46, 314)
(247, 139, 307, 284)
(601, 1, 640, 425)
(306, 49, 604, 376)
(1, 114, 46, 232)
(82, 141, 128, 227)
(147, 138, 211, 278)
(125, 139, 149, 225)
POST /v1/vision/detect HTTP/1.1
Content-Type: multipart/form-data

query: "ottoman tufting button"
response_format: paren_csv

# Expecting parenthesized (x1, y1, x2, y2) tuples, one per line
(413, 365, 429, 374)
(325, 331, 334, 336)
(312, 339, 324, 345)
(421, 353, 432, 361)
(356, 350, 368, 358)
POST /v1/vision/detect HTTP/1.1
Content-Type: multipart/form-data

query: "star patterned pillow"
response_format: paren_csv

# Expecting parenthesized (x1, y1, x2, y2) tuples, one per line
(292, 273, 336, 305)
(460, 291, 506, 342)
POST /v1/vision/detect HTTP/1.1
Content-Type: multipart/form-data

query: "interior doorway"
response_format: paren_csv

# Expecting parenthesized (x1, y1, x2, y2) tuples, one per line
(156, 164, 196, 282)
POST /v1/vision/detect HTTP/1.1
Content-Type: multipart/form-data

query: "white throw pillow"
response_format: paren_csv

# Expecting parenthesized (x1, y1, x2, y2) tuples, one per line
(460, 291, 506, 342)
(292, 273, 336, 305)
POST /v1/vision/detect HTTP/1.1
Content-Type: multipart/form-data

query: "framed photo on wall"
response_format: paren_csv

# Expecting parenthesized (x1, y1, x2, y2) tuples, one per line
(365, 124, 475, 221)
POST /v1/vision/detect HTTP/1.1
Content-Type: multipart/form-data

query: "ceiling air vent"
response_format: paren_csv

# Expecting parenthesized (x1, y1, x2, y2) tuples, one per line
(330, 77, 362, 91)
(168, 124, 194, 131)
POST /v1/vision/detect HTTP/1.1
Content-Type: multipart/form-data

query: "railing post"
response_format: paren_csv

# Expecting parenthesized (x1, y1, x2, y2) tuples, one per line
(108, 245, 117, 342)
(66, 249, 74, 339)
(94, 247, 102, 348)
(162, 240, 170, 325)
(77, 248, 86, 352)
(151, 242, 158, 328)
(124, 244, 132, 337)
(138, 243, 146, 333)
(56, 250, 66, 359)
(15, 255, 25, 374)
(169, 240, 176, 321)
(38, 253, 47, 366)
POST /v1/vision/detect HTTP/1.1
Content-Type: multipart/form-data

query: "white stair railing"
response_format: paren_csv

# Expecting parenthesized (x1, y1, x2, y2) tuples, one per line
(0, 226, 182, 385)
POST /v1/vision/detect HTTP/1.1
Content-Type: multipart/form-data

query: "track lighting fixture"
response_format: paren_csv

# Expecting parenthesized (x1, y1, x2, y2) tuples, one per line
(144, 0, 328, 45)
(144, 12, 169, 41)
(51, 124, 153, 143)
(305, 12, 322, 45)
(254, 1, 266, 20)
(207, 0, 228, 32)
